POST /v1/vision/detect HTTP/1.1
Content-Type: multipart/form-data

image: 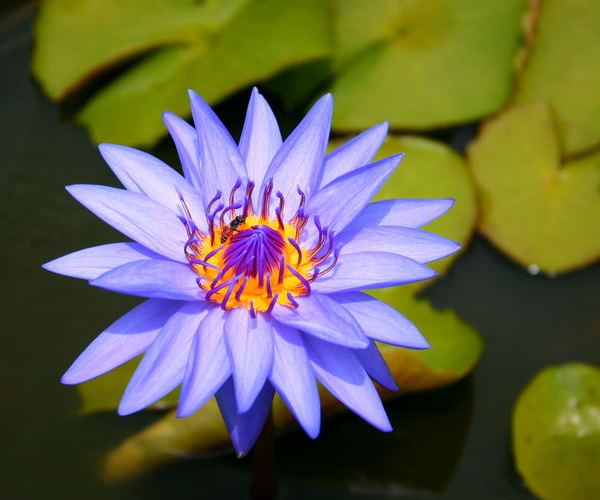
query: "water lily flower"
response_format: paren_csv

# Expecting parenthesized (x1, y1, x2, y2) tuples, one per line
(43, 89, 459, 455)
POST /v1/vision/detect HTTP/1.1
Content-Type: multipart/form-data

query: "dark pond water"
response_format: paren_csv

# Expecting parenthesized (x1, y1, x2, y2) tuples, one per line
(2, 8, 599, 500)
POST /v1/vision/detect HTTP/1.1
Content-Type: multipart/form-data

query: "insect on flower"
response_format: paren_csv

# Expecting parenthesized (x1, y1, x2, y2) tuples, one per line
(43, 88, 460, 456)
(220, 215, 246, 244)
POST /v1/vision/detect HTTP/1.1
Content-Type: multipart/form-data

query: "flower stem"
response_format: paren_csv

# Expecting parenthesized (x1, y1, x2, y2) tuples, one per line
(250, 410, 277, 500)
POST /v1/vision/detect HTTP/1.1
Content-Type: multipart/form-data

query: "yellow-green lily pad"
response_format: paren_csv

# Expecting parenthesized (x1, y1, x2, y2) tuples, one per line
(514, 0, 600, 156)
(360, 135, 475, 292)
(32, 0, 247, 100)
(75, 294, 482, 480)
(513, 363, 600, 500)
(330, 0, 528, 131)
(468, 101, 600, 274)
(32, 0, 331, 146)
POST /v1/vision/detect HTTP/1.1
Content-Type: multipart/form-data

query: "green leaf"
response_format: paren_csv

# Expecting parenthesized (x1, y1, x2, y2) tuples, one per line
(330, 0, 528, 131)
(32, 0, 247, 99)
(514, 0, 600, 156)
(76, 294, 482, 481)
(468, 101, 600, 274)
(513, 363, 600, 500)
(33, 0, 332, 147)
(338, 134, 476, 292)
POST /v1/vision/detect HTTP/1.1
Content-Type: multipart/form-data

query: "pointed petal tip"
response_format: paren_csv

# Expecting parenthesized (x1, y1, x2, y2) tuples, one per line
(60, 371, 79, 385)
(235, 393, 257, 415)
(175, 405, 192, 419)
(381, 378, 399, 391)
(317, 92, 333, 109)
(162, 110, 177, 122)
(97, 142, 111, 153)
(41, 260, 56, 273)
(116, 403, 137, 416)
(378, 421, 393, 433)
(304, 422, 321, 439)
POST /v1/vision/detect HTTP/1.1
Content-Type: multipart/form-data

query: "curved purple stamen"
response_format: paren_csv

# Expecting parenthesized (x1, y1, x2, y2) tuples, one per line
(261, 179, 273, 219)
(242, 181, 255, 217)
(286, 264, 311, 294)
(219, 202, 243, 226)
(207, 191, 222, 214)
(189, 258, 219, 270)
(266, 294, 279, 314)
(288, 237, 302, 266)
(229, 178, 242, 206)
(287, 292, 299, 308)
(205, 245, 224, 262)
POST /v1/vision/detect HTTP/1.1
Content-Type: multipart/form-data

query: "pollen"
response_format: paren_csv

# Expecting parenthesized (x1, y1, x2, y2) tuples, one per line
(179, 180, 338, 315)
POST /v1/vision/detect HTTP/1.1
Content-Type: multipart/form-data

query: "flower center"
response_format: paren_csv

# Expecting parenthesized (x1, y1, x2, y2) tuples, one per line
(179, 180, 339, 315)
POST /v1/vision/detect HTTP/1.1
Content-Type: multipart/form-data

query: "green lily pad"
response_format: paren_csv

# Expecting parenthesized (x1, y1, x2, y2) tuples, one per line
(349, 135, 476, 292)
(513, 363, 600, 500)
(32, 0, 247, 100)
(514, 0, 600, 156)
(330, 0, 528, 131)
(75, 294, 482, 480)
(468, 101, 600, 274)
(33, 0, 331, 146)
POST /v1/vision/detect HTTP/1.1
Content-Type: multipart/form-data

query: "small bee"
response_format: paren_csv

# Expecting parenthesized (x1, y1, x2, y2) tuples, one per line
(220, 215, 246, 243)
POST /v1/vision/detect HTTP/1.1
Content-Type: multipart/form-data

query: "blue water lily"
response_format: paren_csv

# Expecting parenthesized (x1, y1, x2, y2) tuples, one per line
(44, 89, 459, 455)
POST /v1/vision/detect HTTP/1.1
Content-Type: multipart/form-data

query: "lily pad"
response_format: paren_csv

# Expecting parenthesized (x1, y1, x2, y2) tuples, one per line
(515, 0, 600, 156)
(32, 0, 247, 100)
(75, 294, 482, 480)
(513, 363, 600, 500)
(330, 0, 528, 131)
(33, 0, 331, 146)
(468, 101, 600, 274)
(353, 135, 476, 291)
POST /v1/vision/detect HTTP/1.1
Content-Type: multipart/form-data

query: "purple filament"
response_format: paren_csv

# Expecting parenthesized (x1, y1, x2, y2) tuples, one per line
(286, 264, 311, 294)
(266, 294, 279, 314)
(286, 292, 299, 308)
(288, 237, 302, 266)
(242, 181, 255, 217)
(261, 179, 273, 219)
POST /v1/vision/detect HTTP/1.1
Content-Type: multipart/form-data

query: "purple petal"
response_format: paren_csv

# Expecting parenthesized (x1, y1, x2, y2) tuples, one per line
(312, 251, 436, 294)
(306, 154, 403, 236)
(271, 293, 368, 348)
(91, 259, 202, 301)
(348, 198, 455, 229)
(355, 341, 398, 391)
(320, 122, 388, 187)
(98, 144, 206, 232)
(305, 336, 392, 432)
(270, 323, 320, 438)
(337, 226, 460, 264)
(66, 185, 188, 263)
(225, 308, 274, 413)
(216, 378, 275, 457)
(188, 90, 247, 205)
(61, 299, 180, 385)
(43, 242, 161, 280)
(163, 111, 202, 190)
(332, 291, 429, 348)
(239, 88, 282, 195)
(262, 94, 333, 218)
(178, 307, 230, 417)
(118, 301, 210, 415)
